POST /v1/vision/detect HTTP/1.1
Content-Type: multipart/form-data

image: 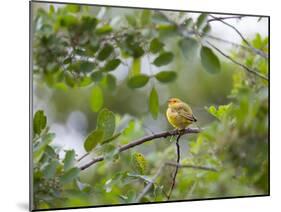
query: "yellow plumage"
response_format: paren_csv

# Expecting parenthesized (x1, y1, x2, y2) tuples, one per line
(166, 98, 197, 129)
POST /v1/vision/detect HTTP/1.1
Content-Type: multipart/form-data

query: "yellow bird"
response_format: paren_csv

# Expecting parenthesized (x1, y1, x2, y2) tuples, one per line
(166, 98, 197, 129)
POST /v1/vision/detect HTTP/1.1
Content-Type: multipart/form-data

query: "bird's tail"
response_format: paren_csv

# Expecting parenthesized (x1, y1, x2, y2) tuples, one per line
(192, 115, 197, 122)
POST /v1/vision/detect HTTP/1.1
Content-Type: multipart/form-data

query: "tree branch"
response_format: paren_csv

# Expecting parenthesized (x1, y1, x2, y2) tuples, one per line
(165, 162, 218, 172)
(209, 15, 268, 59)
(206, 40, 268, 81)
(207, 15, 245, 23)
(135, 161, 218, 202)
(135, 163, 166, 202)
(155, 11, 268, 81)
(77, 152, 89, 162)
(205, 34, 255, 53)
(167, 134, 181, 200)
(79, 127, 201, 171)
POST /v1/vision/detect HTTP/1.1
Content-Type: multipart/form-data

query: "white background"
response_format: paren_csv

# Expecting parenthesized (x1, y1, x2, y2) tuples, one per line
(0, 0, 279, 211)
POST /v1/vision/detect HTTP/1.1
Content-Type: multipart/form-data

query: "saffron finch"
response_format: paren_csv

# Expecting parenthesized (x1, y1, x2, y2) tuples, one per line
(166, 98, 197, 129)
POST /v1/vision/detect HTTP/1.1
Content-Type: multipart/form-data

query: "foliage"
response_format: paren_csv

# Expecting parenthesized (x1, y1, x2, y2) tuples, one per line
(33, 111, 93, 209)
(131, 152, 147, 175)
(32, 3, 268, 210)
(84, 108, 117, 152)
(32, 3, 232, 119)
(200, 46, 221, 74)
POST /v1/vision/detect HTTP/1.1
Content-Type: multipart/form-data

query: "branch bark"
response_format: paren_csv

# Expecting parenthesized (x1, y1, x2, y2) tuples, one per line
(79, 127, 201, 171)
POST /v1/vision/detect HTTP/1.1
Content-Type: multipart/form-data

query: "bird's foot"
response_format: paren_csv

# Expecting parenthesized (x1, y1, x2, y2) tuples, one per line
(177, 128, 185, 135)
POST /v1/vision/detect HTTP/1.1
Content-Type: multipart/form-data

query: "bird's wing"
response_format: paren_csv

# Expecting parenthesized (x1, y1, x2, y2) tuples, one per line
(178, 109, 197, 122)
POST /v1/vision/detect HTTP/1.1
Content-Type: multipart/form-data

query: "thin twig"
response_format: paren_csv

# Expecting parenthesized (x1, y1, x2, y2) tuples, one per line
(135, 164, 165, 202)
(79, 127, 201, 171)
(207, 15, 245, 23)
(167, 134, 181, 200)
(135, 161, 218, 202)
(165, 162, 218, 172)
(77, 152, 89, 162)
(206, 40, 268, 81)
(205, 34, 253, 52)
(156, 11, 268, 81)
(209, 15, 268, 59)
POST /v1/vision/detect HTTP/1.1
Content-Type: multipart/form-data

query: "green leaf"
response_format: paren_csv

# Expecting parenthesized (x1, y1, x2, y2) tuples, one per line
(127, 74, 149, 88)
(200, 46, 221, 74)
(202, 23, 211, 35)
(104, 59, 121, 72)
(183, 18, 193, 29)
(90, 86, 103, 112)
(97, 44, 113, 61)
(59, 15, 78, 28)
(101, 132, 122, 145)
(130, 58, 141, 76)
(156, 24, 176, 31)
(65, 5, 80, 13)
(105, 74, 117, 90)
(49, 5, 55, 14)
(126, 15, 137, 27)
(80, 61, 95, 73)
(131, 45, 145, 58)
(45, 145, 57, 158)
(54, 82, 68, 91)
(190, 136, 203, 154)
(42, 161, 58, 179)
(81, 16, 98, 30)
(91, 71, 103, 82)
(196, 13, 208, 30)
(205, 103, 232, 120)
(102, 144, 119, 161)
(155, 71, 177, 83)
(152, 12, 170, 24)
(68, 61, 80, 71)
(178, 37, 198, 59)
(149, 38, 164, 54)
(63, 57, 72, 65)
(252, 33, 262, 49)
(78, 76, 92, 87)
(156, 24, 178, 38)
(149, 87, 159, 119)
(60, 167, 80, 184)
(96, 24, 112, 35)
(64, 71, 75, 87)
(33, 110, 47, 135)
(140, 10, 151, 26)
(84, 129, 104, 152)
(33, 133, 55, 163)
(63, 150, 76, 171)
(97, 108, 116, 140)
(131, 152, 147, 175)
(89, 38, 100, 53)
(122, 35, 144, 58)
(153, 52, 174, 66)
